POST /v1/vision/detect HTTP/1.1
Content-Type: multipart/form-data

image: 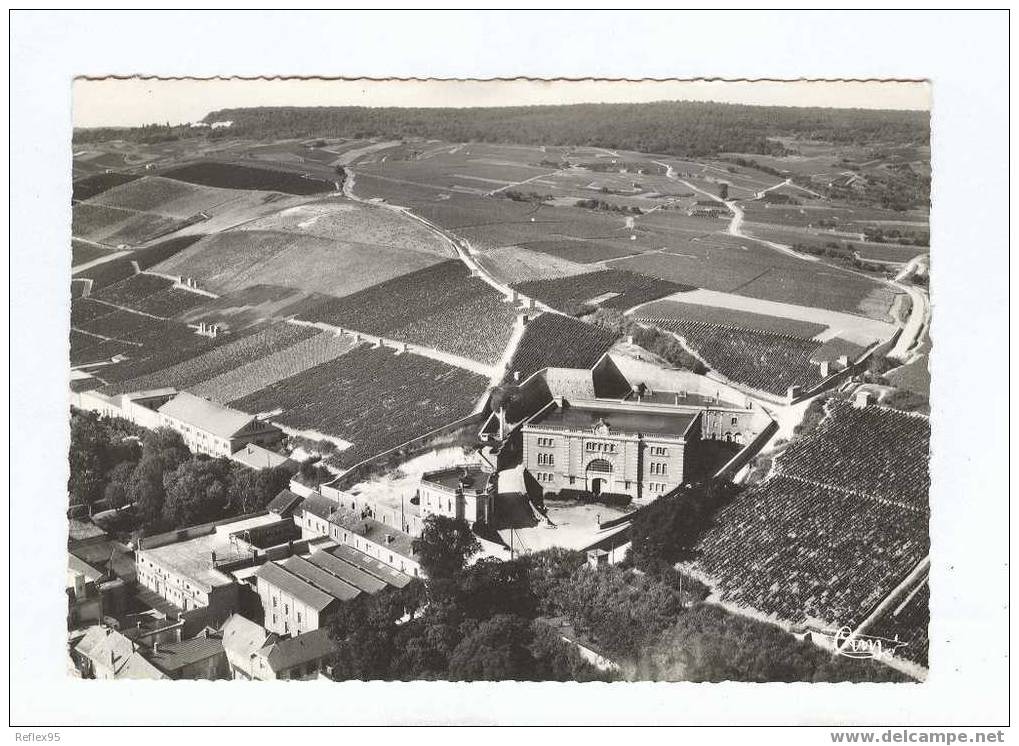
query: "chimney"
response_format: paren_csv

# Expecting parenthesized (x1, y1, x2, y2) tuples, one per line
(854, 391, 872, 409)
(819, 360, 831, 377)
(152, 642, 159, 655)
(513, 371, 521, 383)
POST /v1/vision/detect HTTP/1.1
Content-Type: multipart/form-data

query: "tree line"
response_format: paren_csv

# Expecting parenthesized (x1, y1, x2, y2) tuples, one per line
(73, 101, 929, 158)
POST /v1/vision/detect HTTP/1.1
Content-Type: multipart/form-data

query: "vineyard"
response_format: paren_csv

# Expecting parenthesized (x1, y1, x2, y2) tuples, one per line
(71, 240, 114, 268)
(518, 239, 639, 264)
(72, 234, 205, 289)
(229, 344, 489, 468)
(865, 581, 929, 667)
(695, 400, 930, 639)
(98, 322, 319, 397)
(774, 399, 931, 510)
(190, 330, 358, 403)
(153, 229, 441, 298)
(72, 172, 140, 202)
(695, 474, 929, 630)
(72, 203, 187, 247)
(512, 269, 692, 316)
(162, 161, 335, 195)
(505, 313, 617, 382)
(90, 274, 211, 319)
(635, 299, 827, 340)
(86, 176, 231, 219)
(639, 317, 823, 395)
(297, 260, 518, 365)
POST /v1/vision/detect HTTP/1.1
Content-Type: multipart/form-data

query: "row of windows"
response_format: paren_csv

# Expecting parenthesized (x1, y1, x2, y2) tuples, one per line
(536, 452, 554, 466)
(649, 446, 669, 457)
(649, 462, 669, 476)
(586, 442, 617, 453)
(536, 436, 555, 447)
(647, 482, 668, 493)
(535, 472, 555, 483)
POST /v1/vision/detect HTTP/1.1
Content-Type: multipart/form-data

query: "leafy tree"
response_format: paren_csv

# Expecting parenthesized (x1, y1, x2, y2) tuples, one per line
(103, 461, 136, 510)
(161, 458, 231, 528)
(129, 455, 170, 530)
(447, 614, 537, 681)
(68, 411, 113, 508)
(141, 427, 190, 469)
(412, 515, 481, 581)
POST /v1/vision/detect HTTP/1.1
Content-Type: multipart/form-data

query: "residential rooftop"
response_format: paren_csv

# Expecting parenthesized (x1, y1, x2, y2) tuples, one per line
(328, 509, 418, 563)
(280, 555, 362, 603)
(231, 443, 294, 471)
(327, 545, 413, 589)
(306, 549, 388, 595)
(258, 628, 338, 673)
(254, 561, 339, 611)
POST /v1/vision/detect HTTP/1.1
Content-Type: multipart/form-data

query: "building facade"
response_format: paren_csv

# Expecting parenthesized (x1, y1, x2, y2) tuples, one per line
(417, 466, 495, 525)
(521, 398, 701, 500)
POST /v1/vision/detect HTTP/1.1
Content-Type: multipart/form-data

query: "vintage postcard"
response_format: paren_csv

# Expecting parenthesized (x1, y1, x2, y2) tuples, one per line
(8, 8, 1011, 735)
(65, 76, 932, 685)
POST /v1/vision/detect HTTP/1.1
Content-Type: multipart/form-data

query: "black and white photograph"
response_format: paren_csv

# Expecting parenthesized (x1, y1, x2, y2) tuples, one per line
(8, 9, 1011, 735)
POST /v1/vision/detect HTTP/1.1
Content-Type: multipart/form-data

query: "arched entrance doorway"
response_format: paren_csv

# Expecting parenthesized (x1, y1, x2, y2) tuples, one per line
(586, 459, 613, 496)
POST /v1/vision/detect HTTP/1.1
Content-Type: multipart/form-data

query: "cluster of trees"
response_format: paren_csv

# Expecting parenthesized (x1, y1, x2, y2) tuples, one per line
(498, 189, 548, 203)
(76, 102, 928, 159)
(329, 512, 905, 682)
(863, 226, 929, 247)
(588, 308, 707, 374)
(575, 198, 642, 215)
(68, 409, 292, 533)
(326, 518, 617, 681)
(790, 241, 890, 276)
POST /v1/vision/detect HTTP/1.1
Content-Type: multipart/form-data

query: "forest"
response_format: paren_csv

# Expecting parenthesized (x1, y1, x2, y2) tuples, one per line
(72, 100, 930, 157)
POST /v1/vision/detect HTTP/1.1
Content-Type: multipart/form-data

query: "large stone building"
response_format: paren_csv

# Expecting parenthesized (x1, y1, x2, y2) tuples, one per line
(522, 398, 700, 499)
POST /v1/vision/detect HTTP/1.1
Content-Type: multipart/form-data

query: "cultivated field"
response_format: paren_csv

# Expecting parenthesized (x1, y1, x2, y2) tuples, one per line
(512, 269, 692, 316)
(695, 400, 930, 633)
(640, 317, 823, 395)
(154, 229, 444, 297)
(230, 344, 489, 468)
(296, 260, 518, 365)
(636, 299, 827, 339)
(162, 161, 336, 195)
(506, 313, 617, 382)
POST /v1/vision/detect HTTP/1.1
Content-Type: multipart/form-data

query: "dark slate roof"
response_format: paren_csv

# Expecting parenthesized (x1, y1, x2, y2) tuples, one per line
(280, 555, 362, 603)
(254, 562, 337, 611)
(147, 636, 225, 673)
(306, 549, 388, 595)
(298, 492, 339, 521)
(266, 489, 304, 517)
(328, 545, 412, 589)
(259, 628, 338, 673)
(421, 465, 492, 493)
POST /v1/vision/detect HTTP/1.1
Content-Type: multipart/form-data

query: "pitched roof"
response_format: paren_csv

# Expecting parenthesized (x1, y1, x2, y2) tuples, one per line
(298, 492, 339, 521)
(157, 392, 260, 439)
(147, 636, 225, 673)
(327, 511, 418, 563)
(258, 628, 338, 673)
(221, 614, 274, 663)
(254, 561, 341, 611)
(231, 443, 294, 471)
(306, 549, 388, 595)
(281, 555, 362, 602)
(74, 626, 167, 680)
(328, 545, 413, 589)
(266, 489, 305, 517)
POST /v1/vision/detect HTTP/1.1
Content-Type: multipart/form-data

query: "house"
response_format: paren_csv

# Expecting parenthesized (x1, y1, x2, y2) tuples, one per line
(249, 628, 338, 681)
(221, 614, 277, 680)
(157, 392, 282, 458)
(146, 635, 229, 680)
(266, 489, 305, 519)
(72, 626, 168, 680)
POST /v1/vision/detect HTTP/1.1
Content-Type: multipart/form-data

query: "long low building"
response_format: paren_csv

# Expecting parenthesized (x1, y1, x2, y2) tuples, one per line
(157, 391, 283, 458)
